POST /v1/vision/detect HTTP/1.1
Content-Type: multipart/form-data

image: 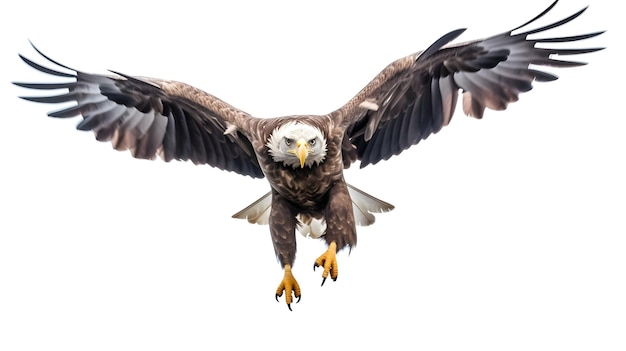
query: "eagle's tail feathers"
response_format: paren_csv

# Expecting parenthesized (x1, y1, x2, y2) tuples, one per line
(231, 184, 394, 228)
(347, 184, 395, 226)
(231, 191, 272, 224)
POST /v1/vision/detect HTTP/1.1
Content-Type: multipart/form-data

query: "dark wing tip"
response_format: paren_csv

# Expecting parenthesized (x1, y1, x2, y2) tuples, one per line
(536, 31, 605, 43)
(12, 81, 74, 90)
(26, 41, 78, 72)
(416, 28, 467, 63)
(515, 4, 591, 37)
(15, 53, 75, 78)
(511, 0, 560, 32)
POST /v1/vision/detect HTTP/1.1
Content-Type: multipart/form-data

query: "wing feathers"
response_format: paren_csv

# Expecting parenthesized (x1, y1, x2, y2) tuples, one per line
(76, 102, 123, 131)
(515, 5, 587, 36)
(338, 1, 603, 167)
(17, 54, 74, 78)
(417, 28, 467, 63)
(509, 0, 559, 32)
(535, 32, 604, 43)
(134, 113, 168, 160)
(14, 45, 264, 178)
(15, 3, 603, 178)
(438, 77, 457, 126)
(159, 110, 177, 162)
(13, 81, 75, 90)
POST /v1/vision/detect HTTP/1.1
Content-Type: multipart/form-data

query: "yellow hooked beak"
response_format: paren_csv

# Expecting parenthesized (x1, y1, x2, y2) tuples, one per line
(294, 139, 308, 168)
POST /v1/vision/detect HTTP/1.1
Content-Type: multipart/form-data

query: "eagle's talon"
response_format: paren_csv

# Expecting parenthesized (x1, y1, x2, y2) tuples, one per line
(314, 241, 339, 285)
(275, 264, 301, 310)
(287, 304, 292, 311)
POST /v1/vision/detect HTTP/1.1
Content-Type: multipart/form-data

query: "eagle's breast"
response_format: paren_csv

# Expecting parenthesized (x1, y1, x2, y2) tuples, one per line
(252, 117, 345, 209)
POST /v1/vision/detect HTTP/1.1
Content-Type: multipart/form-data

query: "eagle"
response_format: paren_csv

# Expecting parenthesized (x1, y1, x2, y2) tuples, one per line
(14, 1, 603, 310)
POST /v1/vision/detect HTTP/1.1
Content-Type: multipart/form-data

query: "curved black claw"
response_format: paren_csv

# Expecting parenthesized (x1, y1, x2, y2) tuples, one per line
(313, 262, 318, 271)
(276, 294, 301, 311)
(320, 276, 337, 286)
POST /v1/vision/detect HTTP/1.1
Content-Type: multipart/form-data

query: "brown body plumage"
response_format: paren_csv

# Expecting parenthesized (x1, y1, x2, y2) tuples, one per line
(251, 116, 352, 267)
(13, 1, 603, 310)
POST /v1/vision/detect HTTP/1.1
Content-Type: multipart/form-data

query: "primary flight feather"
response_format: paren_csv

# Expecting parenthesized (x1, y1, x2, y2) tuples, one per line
(14, 1, 603, 310)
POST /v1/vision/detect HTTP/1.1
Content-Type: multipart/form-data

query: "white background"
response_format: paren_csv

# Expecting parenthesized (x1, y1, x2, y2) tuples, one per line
(1, 0, 623, 350)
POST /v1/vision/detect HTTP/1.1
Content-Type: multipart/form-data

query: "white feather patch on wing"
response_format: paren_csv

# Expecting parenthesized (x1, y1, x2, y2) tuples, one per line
(231, 191, 272, 224)
(223, 122, 238, 136)
(359, 100, 379, 111)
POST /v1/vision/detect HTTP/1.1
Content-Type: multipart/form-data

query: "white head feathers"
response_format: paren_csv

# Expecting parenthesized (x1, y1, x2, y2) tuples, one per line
(266, 121, 327, 169)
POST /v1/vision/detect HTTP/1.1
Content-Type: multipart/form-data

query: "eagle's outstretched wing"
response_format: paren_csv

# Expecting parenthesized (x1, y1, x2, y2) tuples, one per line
(336, 1, 604, 168)
(13, 45, 264, 178)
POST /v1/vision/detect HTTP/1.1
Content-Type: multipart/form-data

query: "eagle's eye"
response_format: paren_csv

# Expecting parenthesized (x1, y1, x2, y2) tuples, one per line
(285, 138, 293, 146)
(309, 139, 316, 146)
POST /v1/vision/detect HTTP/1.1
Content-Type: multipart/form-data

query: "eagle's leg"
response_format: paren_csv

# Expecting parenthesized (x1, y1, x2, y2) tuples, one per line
(314, 181, 356, 286)
(275, 264, 301, 311)
(269, 191, 300, 310)
(314, 241, 338, 286)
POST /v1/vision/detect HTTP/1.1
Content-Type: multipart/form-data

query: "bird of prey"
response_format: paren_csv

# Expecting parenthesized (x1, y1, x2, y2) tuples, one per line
(14, 1, 603, 310)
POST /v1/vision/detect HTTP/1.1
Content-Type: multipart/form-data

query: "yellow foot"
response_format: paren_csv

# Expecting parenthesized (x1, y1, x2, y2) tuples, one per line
(313, 241, 338, 286)
(275, 264, 301, 311)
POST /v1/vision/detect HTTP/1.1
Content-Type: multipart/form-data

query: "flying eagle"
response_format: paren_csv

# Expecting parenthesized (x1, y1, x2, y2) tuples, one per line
(14, 1, 603, 310)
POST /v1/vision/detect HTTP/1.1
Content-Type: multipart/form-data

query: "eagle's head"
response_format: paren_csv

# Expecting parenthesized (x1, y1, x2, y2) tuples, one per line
(266, 121, 327, 169)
